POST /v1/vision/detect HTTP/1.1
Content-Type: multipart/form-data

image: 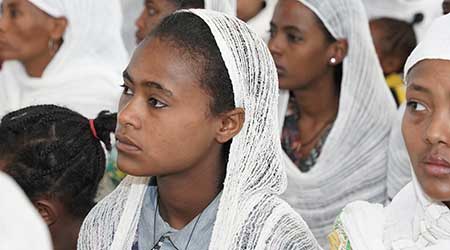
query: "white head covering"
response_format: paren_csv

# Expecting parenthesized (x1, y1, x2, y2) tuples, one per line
(78, 9, 320, 250)
(0, 172, 53, 250)
(338, 14, 450, 250)
(205, 0, 236, 16)
(387, 104, 412, 200)
(0, 0, 128, 119)
(278, 0, 396, 247)
(246, 0, 277, 42)
(362, 0, 442, 42)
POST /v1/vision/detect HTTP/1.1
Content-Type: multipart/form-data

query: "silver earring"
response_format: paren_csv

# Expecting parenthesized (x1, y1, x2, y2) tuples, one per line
(330, 57, 337, 64)
(48, 39, 55, 51)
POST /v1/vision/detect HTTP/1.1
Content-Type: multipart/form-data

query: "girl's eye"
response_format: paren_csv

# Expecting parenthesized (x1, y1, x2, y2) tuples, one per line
(407, 101, 427, 112)
(268, 27, 276, 38)
(148, 98, 167, 108)
(120, 84, 133, 96)
(147, 7, 157, 16)
(287, 33, 302, 43)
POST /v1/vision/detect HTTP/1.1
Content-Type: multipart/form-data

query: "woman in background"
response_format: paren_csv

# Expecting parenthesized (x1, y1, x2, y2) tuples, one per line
(0, 0, 128, 119)
(269, 0, 395, 246)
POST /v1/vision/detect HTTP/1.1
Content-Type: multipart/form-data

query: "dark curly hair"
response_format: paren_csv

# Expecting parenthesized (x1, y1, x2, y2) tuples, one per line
(0, 105, 116, 218)
(150, 11, 235, 116)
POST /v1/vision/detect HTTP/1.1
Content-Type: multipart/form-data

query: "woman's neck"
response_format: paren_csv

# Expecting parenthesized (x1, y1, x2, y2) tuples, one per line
(292, 71, 339, 123)
(156, 144, 224, 229)
(22, 50, 56, 78)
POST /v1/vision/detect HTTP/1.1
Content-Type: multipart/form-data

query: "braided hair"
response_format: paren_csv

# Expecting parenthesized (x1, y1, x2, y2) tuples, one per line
(0, 105, 116, 218)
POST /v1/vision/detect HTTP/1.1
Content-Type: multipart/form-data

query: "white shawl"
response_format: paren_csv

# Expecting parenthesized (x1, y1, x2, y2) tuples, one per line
(246, 0, 277, 42)
(0, 0, 128, 119)
(0, 172, 53, 250)
(278, 0, 396, 247)
(78, 9, 320, 250)
(339, 13, 450, 250)
(361, 0, 442, 42)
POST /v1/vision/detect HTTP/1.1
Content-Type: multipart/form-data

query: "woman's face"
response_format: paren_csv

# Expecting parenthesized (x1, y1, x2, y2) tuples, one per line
(0, 0, 55, 62)
(268, 0, 333, 90)
(115, 37, 225, 177)
(135, 0, 177, 44)
(403, 59, 450, 204)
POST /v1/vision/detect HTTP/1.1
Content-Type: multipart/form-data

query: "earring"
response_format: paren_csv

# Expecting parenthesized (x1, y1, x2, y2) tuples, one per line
(329, 57, 337, 65)
(48, 39, 58, 55)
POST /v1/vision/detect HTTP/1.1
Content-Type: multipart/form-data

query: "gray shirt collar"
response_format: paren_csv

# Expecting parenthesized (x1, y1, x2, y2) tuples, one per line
(138, 185, 221, 250)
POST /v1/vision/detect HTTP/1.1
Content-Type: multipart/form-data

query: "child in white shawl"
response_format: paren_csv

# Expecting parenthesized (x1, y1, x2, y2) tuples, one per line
(330, 14, 450, 250)
(0, 0, 128, 119)
(268, 0, 396, 247)
(78, 9, 320, 250)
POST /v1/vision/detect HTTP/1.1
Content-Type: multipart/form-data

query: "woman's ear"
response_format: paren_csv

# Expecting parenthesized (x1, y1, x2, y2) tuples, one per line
(49, 17, 68, 41)
(33, 199, 59, 226)
(215, 108, 245, 144)
(328, 39, 348, 65)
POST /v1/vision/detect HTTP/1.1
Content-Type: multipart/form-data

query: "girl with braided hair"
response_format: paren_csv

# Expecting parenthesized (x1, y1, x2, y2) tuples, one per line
(0, 104, 116, 250)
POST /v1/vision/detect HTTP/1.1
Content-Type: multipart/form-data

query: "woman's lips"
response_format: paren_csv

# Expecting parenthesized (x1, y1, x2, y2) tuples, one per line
(275, 64, 286, 77)
(422, 154, 450, 177)
(116, 134, 141, 153)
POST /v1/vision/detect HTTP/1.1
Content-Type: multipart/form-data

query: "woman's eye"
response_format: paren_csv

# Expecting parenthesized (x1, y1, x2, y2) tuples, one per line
(147, 7, 157, 16)
(407, 101, 427, 112)
(148, 98, 167, 108)
(287, 33, 302, 43)
(268, 27, 276, 38)
(120, 84, 133, 96)
(9, 8, 18, 18)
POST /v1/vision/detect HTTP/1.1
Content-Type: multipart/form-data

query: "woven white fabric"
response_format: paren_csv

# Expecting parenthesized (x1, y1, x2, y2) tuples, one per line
(387, 104, 412, 200)
(0, 172, 53, 250)
(205, 0, 236, 15)
(278, 0, 396, 247)
(78, 9, 321, 250)
(0, 0, 128, 119)
(339, 14, 450, 250)
(361, 0, 442, 41)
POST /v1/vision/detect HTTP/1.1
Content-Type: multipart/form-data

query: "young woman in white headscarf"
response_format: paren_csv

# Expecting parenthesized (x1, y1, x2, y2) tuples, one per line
(268, 0, 396, 247)
(0, 0, 128, 119)
(329, 14, 450, 250)
(78, 9, 321, 250)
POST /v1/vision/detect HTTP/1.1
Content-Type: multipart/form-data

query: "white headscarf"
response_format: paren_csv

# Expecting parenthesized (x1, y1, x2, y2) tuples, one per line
(361, 0, 442, 42)
(78, 9, 320, 250)
(246, 0, 277, 42)
(0, 0, 128, 119)
(338, 14, 450, 250)
(278, 0, 396, 247)
(205, 0, 236, 16)
(0, 172, 53, 250)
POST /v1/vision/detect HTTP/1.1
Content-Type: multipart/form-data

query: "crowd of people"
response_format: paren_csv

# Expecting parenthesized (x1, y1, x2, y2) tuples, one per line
(1, 0, 449, 250)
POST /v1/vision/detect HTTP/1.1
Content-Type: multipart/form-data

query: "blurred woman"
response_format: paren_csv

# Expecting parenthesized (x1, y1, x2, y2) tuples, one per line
(0, 0, 128, 119)
(269, 0, 396, 246)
